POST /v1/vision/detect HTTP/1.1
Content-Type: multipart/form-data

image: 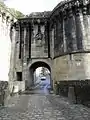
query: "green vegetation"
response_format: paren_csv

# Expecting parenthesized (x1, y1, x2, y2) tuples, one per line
(0, 1, 25, 19)
(8, 8, 25, 19)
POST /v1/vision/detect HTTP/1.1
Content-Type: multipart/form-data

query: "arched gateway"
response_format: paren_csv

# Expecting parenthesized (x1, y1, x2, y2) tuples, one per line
(25, 60, 52, 90)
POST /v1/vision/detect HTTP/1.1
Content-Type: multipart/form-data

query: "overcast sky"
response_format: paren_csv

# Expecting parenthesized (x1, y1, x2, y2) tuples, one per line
(4, 0, 63, 15)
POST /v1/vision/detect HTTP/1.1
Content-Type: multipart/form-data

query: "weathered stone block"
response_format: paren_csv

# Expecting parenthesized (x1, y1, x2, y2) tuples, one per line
(0, 81, 9, 106)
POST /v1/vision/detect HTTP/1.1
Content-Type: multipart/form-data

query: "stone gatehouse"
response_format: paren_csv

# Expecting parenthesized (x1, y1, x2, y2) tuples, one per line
(9, 0, 90, 103)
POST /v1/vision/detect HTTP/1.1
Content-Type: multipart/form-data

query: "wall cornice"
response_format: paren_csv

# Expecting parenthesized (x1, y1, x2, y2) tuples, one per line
(50, 0, 90, 21)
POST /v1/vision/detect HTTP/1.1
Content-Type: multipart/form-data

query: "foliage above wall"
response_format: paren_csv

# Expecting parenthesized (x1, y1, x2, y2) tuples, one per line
(8, 8, 25, 19)
(0, 1, 25, 19)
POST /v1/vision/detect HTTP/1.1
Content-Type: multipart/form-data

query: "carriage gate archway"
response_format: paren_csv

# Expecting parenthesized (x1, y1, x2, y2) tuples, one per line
(25, 60, 52, 90)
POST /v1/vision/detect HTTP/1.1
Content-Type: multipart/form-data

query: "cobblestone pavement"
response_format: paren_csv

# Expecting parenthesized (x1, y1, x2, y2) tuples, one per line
(0, 91, 90, 120)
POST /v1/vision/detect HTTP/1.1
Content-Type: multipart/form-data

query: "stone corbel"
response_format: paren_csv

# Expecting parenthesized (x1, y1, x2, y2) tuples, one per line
(75, 0, 81, 16)
(62, 9, 67, 20)
(25, 22, 29, 28)
(14, 22, 20, 31)
(20, 20, 24, 25)
(6, 16, 10, 25)
(75, 0, 80, 7)
(22, 22, 27, 28)
(30, 19, 34, 31)
(22, 21, 27, 29)
(6, 15, 11, 23)
(2, 12, 6, 22)
(53, 15, 58, 24)
(6, 16, 10, 21)
(44, 20, 48, 34)
(83, 0, 89, 6)
(49, 20, 54, 30)
(62, 3, 69, 20)
(82, 5, 87, 15)
(44, 19, 47, 26)
(56, 12, 62, 23)
(68, 3, 73, 18)
(10, 18, 14, 24)
(82, 0, 89, 15)
(37, 19, 40, 24)
(31, 18, 34, 25)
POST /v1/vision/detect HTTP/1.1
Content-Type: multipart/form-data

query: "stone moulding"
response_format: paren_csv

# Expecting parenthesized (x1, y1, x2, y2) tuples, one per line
(50, 0, 90, 19)
(58, 80, 90, 87)
(49, 0, 90, 58)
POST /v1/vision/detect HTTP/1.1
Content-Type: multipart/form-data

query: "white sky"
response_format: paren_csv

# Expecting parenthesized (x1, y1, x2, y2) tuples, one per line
(4, 0, 63, 15)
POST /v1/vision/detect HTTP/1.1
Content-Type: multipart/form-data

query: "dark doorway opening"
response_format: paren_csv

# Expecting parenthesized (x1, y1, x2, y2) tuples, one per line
(17, 72, 22, 81)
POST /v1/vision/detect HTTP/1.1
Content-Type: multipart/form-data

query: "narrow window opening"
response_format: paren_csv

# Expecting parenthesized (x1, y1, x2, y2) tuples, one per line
(17, 72, 22, 81)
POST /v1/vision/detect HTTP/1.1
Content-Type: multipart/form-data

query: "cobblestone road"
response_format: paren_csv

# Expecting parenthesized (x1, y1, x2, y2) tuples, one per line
(0, 91, 90, 120)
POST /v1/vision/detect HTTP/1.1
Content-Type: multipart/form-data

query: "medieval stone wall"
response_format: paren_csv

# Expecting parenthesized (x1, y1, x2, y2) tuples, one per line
(49, 0, 90, 84)
(0, 4, 16, 82)
(48, 0, 90, 102)
(0, 3, 17, 105)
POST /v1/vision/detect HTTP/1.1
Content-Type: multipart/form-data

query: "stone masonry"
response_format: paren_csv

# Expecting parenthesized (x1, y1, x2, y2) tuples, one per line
(0, 2, 16, 104)
(9, 0, 90, 103)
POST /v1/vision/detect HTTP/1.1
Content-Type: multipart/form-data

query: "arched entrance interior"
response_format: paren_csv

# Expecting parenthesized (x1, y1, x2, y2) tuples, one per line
(28, 61, 51, 92)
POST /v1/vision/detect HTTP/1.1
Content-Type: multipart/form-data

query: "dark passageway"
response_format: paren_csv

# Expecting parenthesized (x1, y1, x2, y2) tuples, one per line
(33, 66, 51, 95)
(26, 61, 52, 94)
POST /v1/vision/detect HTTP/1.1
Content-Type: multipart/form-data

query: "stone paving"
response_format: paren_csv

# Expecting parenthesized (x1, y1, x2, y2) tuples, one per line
(0, 92, 90, 120)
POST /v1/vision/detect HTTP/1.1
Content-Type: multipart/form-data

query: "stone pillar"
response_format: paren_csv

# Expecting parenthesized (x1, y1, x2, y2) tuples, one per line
(51, 28, 55, 58)
(22, 26, 27, 90)
(63, 17, 67, 53)
(30, 69, 34, 86)
(9, 26, 17, 92)
(25, 67, 34, 90)
(63, 7, 77, 52)
(82, 5, 90, 50)
(28, 22, 31, 58)
(82, 4, 90, 78)
(24, 68, 29, 90)
(50, 73, 53, 89)
(68, 86, 76, 103)
(74, 2, 85, 50)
